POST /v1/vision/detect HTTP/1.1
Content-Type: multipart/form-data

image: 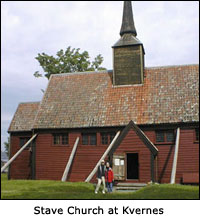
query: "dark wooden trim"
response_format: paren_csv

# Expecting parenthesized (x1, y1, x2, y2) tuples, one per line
(194, 128, 199, 143)
(151, 154, 155, 183)
(108, 125, 130, 156)
(139, 122, 199, 130)
(31, 139, 36, 180)
(8, 121, 199, 135)
(109, 120, 158, 156)
(33, 127, 123, 134)
(8, 131, 33, 135)
(8, 134, 11, 180)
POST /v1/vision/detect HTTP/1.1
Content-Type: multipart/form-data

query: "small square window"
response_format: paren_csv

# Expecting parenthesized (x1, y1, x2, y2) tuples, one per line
(101, 132, 116, 145)
(101, 133, 108, 145)
(90, 134, 97, 145)
(19, 137, 31, 149)
(82, 133, 96, 145)
(54, 135, 61, 145)
(20, 138, 25, 147)
(82, 134, 89, 145)
(62, 134, 68, 145)
(166, 131, 174, 142)
(156, 130, 175, 143)
(53, 133, 68, 145)
(110, 132, 116, 143)
(156, 132, 165, 142)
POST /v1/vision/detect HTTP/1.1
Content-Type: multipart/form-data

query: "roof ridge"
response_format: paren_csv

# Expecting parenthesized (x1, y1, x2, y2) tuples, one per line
(51, 70, 109, 77)
(145, 64, 198, 69)
(19, 101, 40, 105)
(48, 64, 198, 78)
(8, 101, 40, 132)
(32, 75, 54, 129)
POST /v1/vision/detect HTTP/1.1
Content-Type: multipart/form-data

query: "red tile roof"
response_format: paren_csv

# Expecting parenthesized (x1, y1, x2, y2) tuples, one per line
(8, 65, 199, 132)
(31, 64, 199, 129)
(8, 102, 40, 132)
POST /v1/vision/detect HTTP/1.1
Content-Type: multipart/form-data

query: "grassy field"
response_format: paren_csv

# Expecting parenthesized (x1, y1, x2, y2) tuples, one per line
(1, 174, 199, 199)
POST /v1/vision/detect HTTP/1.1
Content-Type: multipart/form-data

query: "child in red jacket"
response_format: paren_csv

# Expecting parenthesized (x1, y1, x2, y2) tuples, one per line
(105, 162, 114, 193)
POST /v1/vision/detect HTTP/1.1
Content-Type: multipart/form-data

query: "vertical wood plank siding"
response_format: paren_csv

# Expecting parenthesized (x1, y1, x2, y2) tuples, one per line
(9, 133, 32, 179)
(114, 129, 151, 183)
(175, 129, 199, 183)
(9, 128, 199, 184)
(35, 132, 108, 182)
(156, 129, 199, 183)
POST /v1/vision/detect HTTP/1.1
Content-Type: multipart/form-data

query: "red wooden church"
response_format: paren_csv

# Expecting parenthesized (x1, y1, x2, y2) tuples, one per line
(7, 1, 199, 184)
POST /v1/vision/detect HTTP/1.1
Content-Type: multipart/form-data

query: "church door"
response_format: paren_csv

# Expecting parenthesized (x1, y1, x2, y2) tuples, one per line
(112, 154, 125, 180)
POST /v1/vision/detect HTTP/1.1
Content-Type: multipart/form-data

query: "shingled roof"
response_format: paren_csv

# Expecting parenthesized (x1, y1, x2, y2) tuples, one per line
(31, 64, 199, 130)
(8, 102, 40, 132)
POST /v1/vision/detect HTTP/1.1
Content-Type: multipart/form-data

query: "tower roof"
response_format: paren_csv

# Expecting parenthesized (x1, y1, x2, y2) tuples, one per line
(113, 1, 143, 49)
(120, 1, 137, 37)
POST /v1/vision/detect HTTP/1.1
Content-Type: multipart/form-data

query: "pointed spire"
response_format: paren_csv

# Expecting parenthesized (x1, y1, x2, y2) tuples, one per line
(120, 1, 137, 37)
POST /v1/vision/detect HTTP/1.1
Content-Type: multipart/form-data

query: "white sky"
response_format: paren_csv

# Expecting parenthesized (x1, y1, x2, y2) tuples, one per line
(1, 1, 199, 151)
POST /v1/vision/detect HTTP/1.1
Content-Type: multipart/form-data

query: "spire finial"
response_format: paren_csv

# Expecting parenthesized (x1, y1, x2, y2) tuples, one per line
(120, 1, 137, 37)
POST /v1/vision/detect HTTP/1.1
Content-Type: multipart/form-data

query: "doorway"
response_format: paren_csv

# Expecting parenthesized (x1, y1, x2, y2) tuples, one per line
(127, 153, 139, 179)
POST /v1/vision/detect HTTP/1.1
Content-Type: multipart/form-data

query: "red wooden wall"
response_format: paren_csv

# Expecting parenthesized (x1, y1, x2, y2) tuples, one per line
(113, 128, 176, 183)
(147, 129, 198, 184)
(175, 129, 199, 183)
(114, 129, 152, 183)
(142, 129, 199, 184)
(9, 133, 32, 179)
(35, 132, 108, 183)
(9, 127, 199, 184)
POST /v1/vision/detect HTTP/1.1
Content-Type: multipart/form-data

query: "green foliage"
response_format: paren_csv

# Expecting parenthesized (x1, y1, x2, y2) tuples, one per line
(3, 137, 10, 158)
(1, 174, 199, 199)
(34, 46, 106, 80)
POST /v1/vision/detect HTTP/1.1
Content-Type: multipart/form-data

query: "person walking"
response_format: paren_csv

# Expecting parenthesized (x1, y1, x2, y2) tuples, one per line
(105, 162, 114, 193)
(95, 160, 106, 194)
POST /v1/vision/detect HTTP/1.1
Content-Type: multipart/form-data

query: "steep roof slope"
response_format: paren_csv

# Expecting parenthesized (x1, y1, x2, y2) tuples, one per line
(8, 102, 40, 132)
(32, 64, 199, 129)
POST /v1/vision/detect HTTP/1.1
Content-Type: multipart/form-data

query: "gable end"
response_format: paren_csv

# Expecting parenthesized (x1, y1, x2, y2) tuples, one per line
(109, 120, 158, 156)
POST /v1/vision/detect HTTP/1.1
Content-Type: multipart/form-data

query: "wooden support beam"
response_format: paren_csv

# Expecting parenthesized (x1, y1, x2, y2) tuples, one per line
(170, 128, 180, 184)
(109, 121, 158, 157)
(1, 133, 38, 173)
(85, 131, 121, 183)
(61, 137, 79, 182)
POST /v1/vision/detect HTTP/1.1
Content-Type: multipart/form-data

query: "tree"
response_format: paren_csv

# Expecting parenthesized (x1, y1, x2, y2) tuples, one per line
(4, 137, 10, 158)
(34, 46, 106, 80)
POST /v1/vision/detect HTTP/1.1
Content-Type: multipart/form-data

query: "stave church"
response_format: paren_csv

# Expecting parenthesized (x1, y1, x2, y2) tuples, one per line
(7, 1, 199, 185)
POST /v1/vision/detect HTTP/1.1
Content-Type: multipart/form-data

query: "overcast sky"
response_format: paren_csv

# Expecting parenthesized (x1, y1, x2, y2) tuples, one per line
(1, 1, 199, 151)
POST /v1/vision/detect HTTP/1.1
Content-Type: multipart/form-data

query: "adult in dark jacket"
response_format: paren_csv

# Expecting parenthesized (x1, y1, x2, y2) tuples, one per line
(105, 162, 114, 193)
(95, 160, 106, 194)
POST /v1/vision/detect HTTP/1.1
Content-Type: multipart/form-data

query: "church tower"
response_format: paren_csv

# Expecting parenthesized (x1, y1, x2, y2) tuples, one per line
(112, 1, 145, 86)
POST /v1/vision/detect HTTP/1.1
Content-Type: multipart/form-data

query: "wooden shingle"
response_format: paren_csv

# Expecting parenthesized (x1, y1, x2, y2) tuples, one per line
(31, 64, 199, 129)
(8, 102, 40, 132)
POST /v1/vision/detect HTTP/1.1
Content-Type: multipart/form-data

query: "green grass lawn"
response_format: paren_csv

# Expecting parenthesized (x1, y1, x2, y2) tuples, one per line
(1, 174, 199, 199)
